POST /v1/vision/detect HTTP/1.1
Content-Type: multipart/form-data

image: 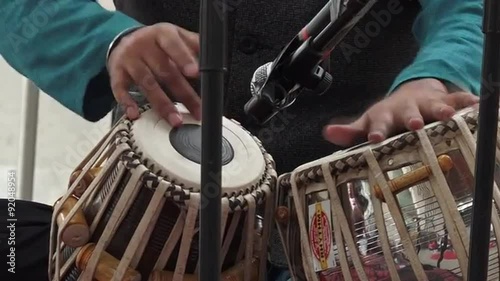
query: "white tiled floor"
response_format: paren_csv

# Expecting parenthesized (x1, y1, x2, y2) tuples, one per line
(0, 0, 114, 206)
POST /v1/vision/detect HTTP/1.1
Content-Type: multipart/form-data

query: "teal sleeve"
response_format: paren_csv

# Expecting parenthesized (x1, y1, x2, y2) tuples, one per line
(389, 0, 484, 96)
(0, 0, 143, 121)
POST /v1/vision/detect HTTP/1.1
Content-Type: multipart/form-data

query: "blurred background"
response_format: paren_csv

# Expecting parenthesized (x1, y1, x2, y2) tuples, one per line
(0, 0, 115, 205)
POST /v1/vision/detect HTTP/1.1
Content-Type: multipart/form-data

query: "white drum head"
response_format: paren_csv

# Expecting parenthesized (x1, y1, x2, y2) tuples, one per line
(130, 104, 266, 194)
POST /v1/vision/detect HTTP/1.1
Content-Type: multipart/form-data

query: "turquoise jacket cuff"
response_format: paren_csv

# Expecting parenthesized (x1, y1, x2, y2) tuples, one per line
(388, 0, 483, 96)
(0, 0, 143, 121)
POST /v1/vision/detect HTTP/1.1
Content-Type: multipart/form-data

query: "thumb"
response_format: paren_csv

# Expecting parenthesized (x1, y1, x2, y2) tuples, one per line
(323, 116, 367, 147)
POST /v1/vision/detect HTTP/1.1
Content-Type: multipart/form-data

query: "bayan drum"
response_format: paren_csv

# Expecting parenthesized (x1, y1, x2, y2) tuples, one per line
(275, 106, 500, 281)
(49, 104, 276, 281)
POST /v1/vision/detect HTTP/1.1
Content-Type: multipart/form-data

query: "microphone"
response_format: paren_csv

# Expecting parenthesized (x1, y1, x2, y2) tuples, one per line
(244, 0, 377, 125)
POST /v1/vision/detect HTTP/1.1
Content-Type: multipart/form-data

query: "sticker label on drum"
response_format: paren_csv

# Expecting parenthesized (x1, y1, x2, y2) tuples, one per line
(308, 200, 336, 272)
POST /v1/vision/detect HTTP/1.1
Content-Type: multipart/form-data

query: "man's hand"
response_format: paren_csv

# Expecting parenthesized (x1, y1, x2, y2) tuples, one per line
(323, 78, 480, 147)
(107, 23, 200, 127)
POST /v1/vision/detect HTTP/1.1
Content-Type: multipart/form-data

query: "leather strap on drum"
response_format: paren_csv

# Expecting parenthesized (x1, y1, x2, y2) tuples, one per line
(243, 195, 257, 281)
(366, 172, 401, 281)
(216, 198, 231, 272)
(50, 136, 129, 280)
(259, 184, 275, 281)
(80, 163, 148, 281)
(364, 150, 428, 281)
(321, 162, 369, 281)
(173, 194, 200, 281)
(59, 162, 127, 279)
(114, 181, 169, 279)
(153, 213, 187, 271)
(289, 170, 316, 281)
(453, 114, 500, 269)
(416, 130, 469, 279)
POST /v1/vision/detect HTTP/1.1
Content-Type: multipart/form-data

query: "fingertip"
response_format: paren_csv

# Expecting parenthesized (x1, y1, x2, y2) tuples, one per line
(322, 125, 336, 140)
(447, 91, 480, 108)
(193, 107, 202, 120)
(466, 95, 480, 107)
(323, 124, 365, 147)
(407, 117, 424, 131)
(183, 63, 199, 77)
(471, 95, 480, 103)
(126, 106, 140, 120)
(368, 131, 385, 143)
(438, 105, 456, 120)
(367, 118, 391, 144)
(167, 112, 183, 127)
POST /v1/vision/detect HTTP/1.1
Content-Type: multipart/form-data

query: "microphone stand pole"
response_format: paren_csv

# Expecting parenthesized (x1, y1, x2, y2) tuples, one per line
(468, 0, 500, 280)
(199, 0, 226, 280)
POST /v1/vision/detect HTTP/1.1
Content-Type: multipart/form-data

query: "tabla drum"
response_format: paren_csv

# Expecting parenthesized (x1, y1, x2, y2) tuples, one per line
(274, 106, 500, 281)
(49, 104, 277, 281)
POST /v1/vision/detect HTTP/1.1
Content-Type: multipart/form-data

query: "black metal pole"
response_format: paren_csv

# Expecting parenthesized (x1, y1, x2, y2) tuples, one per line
(468, 1, 500, 280)
(199, 0, 226, 280)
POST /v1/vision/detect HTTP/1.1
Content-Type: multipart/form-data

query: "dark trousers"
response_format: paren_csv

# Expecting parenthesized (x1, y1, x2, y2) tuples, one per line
(0, 199, 52, 281)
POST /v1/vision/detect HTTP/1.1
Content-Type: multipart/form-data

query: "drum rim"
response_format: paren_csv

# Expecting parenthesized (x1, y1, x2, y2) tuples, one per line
(278, 106, 482, 189)
(115, 104, 277, 210)
(129, 104, 268, 193)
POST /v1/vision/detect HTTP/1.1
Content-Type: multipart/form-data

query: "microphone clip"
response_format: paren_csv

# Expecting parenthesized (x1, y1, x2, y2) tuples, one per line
(244, 36, 332, 125)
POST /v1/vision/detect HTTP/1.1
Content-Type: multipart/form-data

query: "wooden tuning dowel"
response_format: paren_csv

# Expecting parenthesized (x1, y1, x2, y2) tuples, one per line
(69, 166, 102, 197)
(373, 154, 454, 202)
(54, 195, 90, 248)
(76, 243, 141, 281)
